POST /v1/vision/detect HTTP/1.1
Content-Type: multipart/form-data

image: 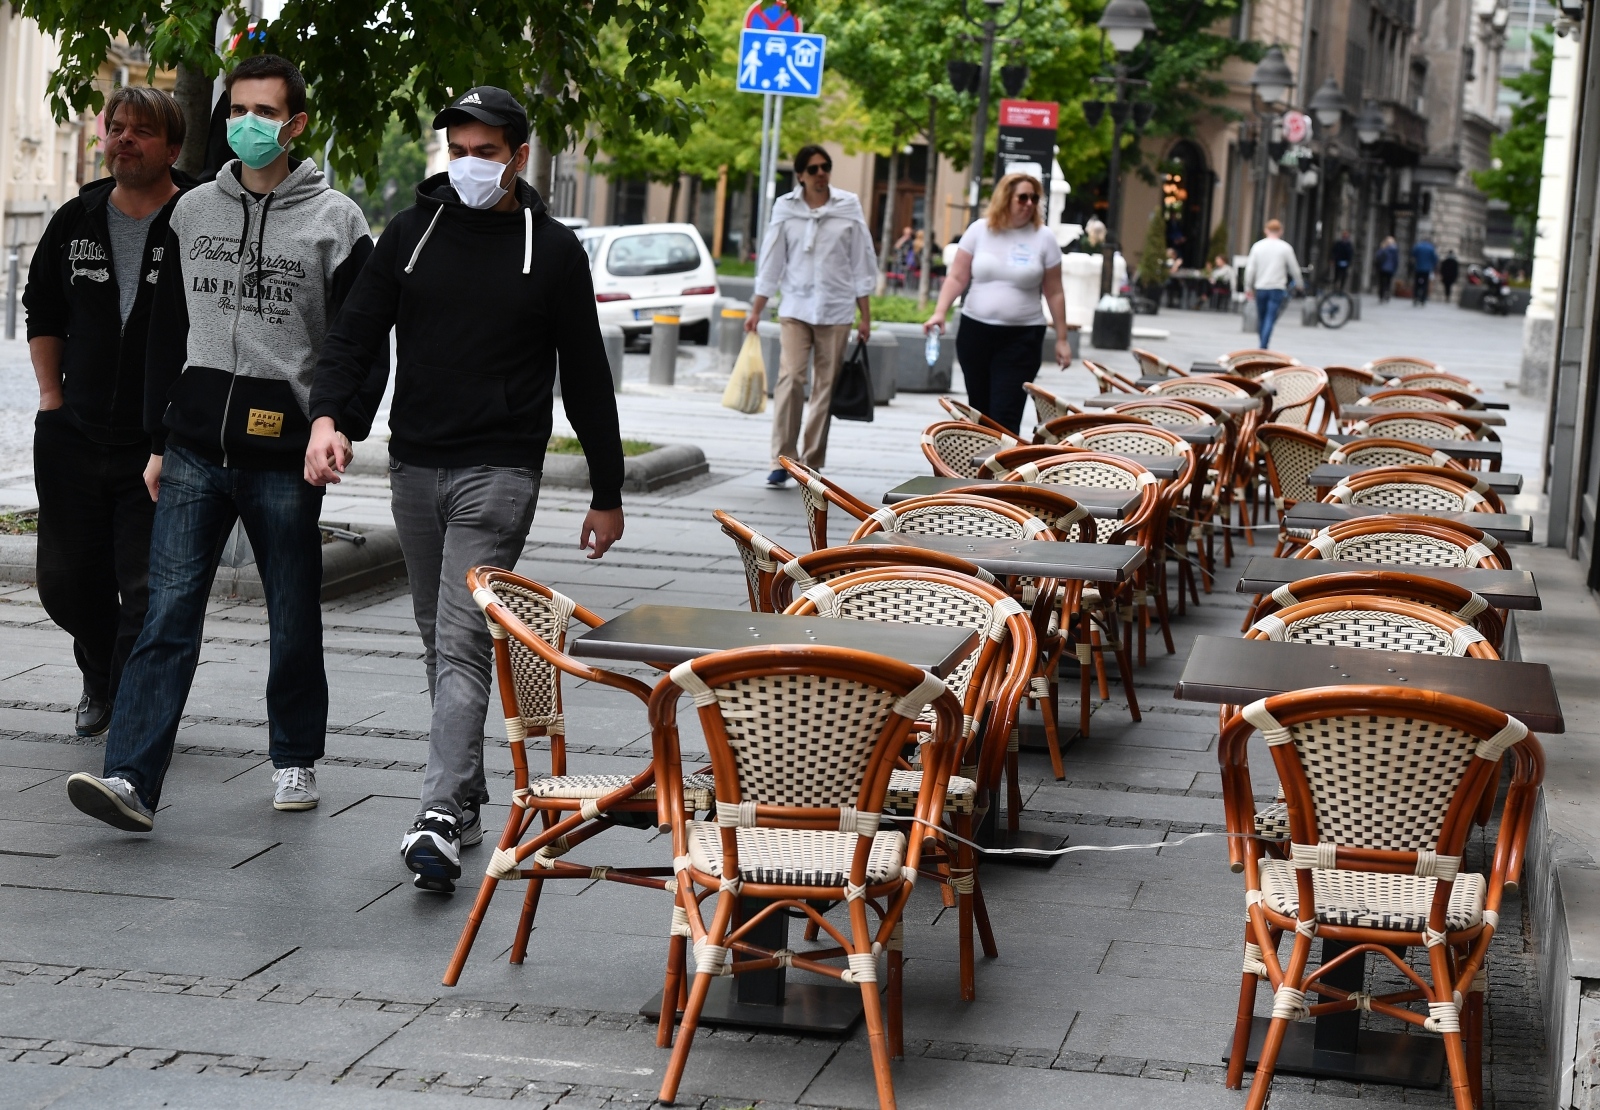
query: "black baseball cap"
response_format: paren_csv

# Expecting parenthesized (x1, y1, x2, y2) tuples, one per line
(432, 87, 529, 148)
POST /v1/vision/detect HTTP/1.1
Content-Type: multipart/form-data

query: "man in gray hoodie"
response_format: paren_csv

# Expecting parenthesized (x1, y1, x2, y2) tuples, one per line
(745, 144, 876, 487)
(65, 54, 384, 832)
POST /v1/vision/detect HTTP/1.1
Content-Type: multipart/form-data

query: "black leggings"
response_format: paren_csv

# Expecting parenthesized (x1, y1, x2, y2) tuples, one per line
(956, 317, 1046, 433)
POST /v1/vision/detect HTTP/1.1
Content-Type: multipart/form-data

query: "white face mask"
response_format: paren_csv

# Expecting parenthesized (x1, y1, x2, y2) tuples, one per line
(448, 155, 511, 209)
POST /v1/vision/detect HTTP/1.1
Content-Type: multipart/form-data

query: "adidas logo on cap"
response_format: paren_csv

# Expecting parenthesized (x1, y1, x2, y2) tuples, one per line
(459, 92, 482, 105)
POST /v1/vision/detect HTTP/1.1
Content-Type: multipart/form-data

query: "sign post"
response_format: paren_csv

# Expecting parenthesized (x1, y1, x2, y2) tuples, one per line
(737, 3, 826, 261)
(993, 99, 1060, 210)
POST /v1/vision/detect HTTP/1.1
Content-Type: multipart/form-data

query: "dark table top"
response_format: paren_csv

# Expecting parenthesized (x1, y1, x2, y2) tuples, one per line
(1189, 360, 1226, 375)
(882, 476, 1141, 518)
(972, 452, 1185, 481)
(850, 533, 1146, 581)
(1085, 393, 1262, 414)
(568, 605, 979, 678)
(1284, 503, 1532, 543)
(1044, 421, 1221, 445)
(1233, 555, 1541, 610)
(1327, 434, 1502, 462)
(1174, 635, 1564, 733)
(1307, 464, 1523, 495)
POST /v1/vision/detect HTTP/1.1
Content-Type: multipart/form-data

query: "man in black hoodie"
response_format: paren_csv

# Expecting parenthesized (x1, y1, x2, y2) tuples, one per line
(24, 86, 192, 738)
(308, 88, 625, 892)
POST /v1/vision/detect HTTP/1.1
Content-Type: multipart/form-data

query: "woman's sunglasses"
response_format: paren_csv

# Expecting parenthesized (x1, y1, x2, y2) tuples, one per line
(1014, 192, 1039, 204)
(803, 162, 833, 175)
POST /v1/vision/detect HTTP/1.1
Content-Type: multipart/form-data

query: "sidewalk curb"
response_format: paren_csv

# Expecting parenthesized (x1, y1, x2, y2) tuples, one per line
(0, 525, 407, 602)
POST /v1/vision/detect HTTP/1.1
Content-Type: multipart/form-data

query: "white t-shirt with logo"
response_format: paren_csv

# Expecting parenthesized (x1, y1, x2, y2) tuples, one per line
(955, 220, 1062, 327)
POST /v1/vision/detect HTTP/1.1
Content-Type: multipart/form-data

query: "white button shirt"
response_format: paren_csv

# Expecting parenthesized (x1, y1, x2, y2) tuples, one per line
(753, 187, 878, 326)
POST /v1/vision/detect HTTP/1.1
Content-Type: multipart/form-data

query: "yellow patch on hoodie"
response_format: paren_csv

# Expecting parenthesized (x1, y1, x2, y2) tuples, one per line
(246, 409, 284, 437)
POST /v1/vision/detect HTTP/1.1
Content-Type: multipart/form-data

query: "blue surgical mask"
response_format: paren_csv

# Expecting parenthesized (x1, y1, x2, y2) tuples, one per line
(227, 112, 288, 170)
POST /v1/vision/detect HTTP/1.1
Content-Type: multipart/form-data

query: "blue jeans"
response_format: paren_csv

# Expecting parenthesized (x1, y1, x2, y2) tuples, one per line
(1256, 288, 1289, 348)
(104, 446, 326, 809)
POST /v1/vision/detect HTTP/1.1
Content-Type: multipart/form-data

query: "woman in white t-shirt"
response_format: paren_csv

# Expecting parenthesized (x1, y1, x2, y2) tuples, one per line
(924, 172, 1070, 432)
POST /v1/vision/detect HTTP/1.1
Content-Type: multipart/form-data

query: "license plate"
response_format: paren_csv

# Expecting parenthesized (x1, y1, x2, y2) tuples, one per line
(633, 308, 653, 320)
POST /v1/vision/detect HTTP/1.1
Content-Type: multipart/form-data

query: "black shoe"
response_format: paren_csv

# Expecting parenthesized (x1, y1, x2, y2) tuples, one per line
(75, 693, 111, 738)
(402, 809, 461, 892)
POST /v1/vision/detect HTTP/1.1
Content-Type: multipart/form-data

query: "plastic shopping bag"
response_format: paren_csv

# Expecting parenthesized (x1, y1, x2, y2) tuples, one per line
(721, 332, 767, 414)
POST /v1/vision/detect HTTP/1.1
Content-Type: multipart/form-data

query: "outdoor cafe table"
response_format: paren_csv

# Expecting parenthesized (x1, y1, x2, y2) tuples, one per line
(1284, 502, 1532, 543)
(1326, 433, 1501, 464)
(969, 452, 1186, 482)
(569, 604, 977, 1036)
(1233, 555, 1541, 610)
(1347, 408, 1506, 426)
(1307, 464, 1524, 496)
(849, 532, 1146, 582)
(882, 476, 1141, 518)
(1084, 393, 1262, 415)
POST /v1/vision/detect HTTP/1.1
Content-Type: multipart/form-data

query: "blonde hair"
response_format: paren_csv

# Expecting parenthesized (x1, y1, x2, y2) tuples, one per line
(1264, 218, 1283, 234)
(986, 173, 1044, 231)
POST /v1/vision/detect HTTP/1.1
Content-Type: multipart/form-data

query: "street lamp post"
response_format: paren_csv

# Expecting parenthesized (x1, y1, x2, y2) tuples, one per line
(1085, 0, 1156, 299)
(956, 0, 1029, 223)
(1248, 46, 1295, 245)
(1353, 99, 1386, 297)
(1305, 76, 1348, 297)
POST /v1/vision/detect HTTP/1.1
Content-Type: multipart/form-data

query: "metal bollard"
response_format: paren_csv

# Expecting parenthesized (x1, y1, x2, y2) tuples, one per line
(718, 305, 747, 371)
(649, 313, 680, 386)
(599, 324, 625, 391)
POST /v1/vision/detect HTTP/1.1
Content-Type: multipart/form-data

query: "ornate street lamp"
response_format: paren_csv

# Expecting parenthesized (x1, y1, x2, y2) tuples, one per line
(1355, 100, 1385, 147)
(1088, 0, 1156, 309)
(1247, 46, 1295, 253)
(1309, 77, 1349, 130)
(1097, 0, 1156, 52)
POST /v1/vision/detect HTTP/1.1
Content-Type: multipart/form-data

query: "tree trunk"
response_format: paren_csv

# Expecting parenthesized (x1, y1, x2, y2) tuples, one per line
(668, 175, 682, 223)
(876, 145, 900, 296)
(172, 63, 213, 176)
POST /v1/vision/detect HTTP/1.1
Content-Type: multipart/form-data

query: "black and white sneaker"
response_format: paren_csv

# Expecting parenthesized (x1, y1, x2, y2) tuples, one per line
(66, 773, 153, 832)
(402, 809, 461, 892)
(459, 803, 483, 848)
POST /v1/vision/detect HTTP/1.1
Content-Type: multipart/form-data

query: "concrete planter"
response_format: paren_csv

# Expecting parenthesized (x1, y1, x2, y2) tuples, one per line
(1459, 285, 1487, 311)
(878, 320, 954, 393)
(718, 274, 756, 302)
(1040, 324, 1081, 366)
(543, 443, 709, 493)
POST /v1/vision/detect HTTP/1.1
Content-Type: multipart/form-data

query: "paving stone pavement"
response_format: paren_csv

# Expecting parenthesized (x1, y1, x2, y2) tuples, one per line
(0, 302, 1554, 1107)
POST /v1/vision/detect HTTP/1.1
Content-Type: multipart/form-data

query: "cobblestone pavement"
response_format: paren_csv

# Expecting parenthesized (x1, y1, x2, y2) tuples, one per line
(0, 301, 1553, 1107)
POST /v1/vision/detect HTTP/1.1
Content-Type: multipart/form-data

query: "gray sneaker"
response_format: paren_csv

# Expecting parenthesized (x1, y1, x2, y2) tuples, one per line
(66, 773, 153, 832)
(460, 803, 483, 848)
(272, 766, 319, 811)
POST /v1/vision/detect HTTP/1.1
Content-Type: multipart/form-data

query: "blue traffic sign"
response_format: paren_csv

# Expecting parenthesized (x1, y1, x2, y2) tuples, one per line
(737, 29, 826, 98)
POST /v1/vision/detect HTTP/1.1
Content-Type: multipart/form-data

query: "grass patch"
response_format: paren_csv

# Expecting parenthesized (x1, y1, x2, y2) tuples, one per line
(715, 258, 756, 277)
(0, 510, 38, 535)
(869, 293, 933, 324)
(548, 436, 657, 457)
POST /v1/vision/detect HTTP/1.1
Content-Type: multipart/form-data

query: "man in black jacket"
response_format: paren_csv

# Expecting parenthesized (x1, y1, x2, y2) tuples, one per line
(24, 86, 192, 737)
(307, 87, 625, 892)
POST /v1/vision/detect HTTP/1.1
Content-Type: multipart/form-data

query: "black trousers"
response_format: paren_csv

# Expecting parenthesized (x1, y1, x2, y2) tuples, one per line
(956, 316, 1047, 434)
(33, 410, 155, 703)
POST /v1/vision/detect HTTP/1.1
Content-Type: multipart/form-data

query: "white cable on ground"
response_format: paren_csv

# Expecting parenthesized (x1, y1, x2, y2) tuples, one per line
(881, 814, 1283, 858)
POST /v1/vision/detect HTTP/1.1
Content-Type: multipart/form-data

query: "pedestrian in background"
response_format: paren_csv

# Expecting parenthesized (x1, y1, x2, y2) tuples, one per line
(747, 144, 876, 488)
(65, 55, 386, 833)
(307, 87, 625, 893)
(1243, 218, 1301, 350)
(1440, 249, 1460, 303)
(24, 87, 193, 741)
(1412, 235, 1438, 306)
(1375, 236, 1398, 303)
(1331, 229, 1354, 290)
(923, 171, 1070, 433)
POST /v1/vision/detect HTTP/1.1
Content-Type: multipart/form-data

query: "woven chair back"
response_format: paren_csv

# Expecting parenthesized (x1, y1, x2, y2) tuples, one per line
(1365, 356, 1441, 380)
(1130, 347, 1187, 378)
(1022, 382, 1079, 426)
(1083, 359, 1142, 394)
(1246, 595, 1498, 659)
(474, 577, 581, 731)
(1293, 516, 1507, 569)
(777, 457, 874, 551)
(770, 545, 996, 612)
(1108, 399, 1215, 427)
(939, 396, 1012, 434)
(922, 421, 1023, 479)
(714, 510, 797, 614)
(1002, 451, 1158, 543)
(1149, 374, 1249, 400)
(1219, 348, 1293, 368)
(1325, 468, 1498, 514)
(1323, 365, 1379, 412)
(1327, 438, 1462, 470)
(1394, 371, 1480, 394)
(1260, 366, 1329, 428)
(1355, 388, 1462, 412)
(1348, 412, 1478, 441)
(1254, 570, 1505, 651)
(850, 494, 1054, 543)
(1257, 425, 1332, 510)
(1227, 356, 1295, 380)
(1064, 424, 1189, 459)
(1035, 412, 1151, 445)
(942, 484, 1092, 540)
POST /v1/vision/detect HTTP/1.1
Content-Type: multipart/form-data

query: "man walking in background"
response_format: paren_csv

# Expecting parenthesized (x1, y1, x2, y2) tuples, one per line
(1440, 249, 1460, 303)
(1330, 230, 1354, 291)
(746, 144, 876, 488)
(1375, 236, 1399, 303)
(306, 87, 625, 893)
(1243, 218, 1300, 349)
(64, 54, 384, 833)
(24, 87, 192, 740)
(1412, 235, 1438, 306)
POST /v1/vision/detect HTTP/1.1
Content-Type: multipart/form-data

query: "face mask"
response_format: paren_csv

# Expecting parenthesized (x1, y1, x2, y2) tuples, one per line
(448, 155, 511, 210)
(227, 112, 288, 171)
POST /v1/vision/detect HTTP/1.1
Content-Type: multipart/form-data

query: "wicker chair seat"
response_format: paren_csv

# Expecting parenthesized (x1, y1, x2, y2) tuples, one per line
(1250, 609, 1484, 656)
(886, 768, 977, 815)
(1306, 531, 1495, 567)
(686, 822, 907, 886)
(524, 773, 716, 812)
(1332, 482, 1484, 513)
(1257, 858, 1485, 932)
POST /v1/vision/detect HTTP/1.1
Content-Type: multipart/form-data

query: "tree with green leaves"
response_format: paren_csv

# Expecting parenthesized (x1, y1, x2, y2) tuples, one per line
(1476, 30, 1552, 261)
(16, 0, 714, 181)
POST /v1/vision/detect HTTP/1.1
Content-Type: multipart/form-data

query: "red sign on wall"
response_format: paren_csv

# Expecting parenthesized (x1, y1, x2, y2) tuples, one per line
(998, 100, 1060, 130)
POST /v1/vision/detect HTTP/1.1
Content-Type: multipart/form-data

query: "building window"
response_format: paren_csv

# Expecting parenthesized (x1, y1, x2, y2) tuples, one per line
(610, 178, 648, 225)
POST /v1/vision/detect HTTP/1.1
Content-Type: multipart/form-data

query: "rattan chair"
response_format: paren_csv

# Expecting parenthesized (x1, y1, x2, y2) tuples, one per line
(1327, 437, 1469, 471)
(1323, 467, 1503, 514)
(1394, 370, 1482, 394)
(1131, 347, 1189, 378)
(1255, 425, 1334, 555)
(777, 457, 875, 550)
(1351, 388, 1464, 414)
(921, 420, 1024, 479)
(942, 484, 1094, 541)
(1148, 374, 1252, 401)
(1323, 365, 1380, 419)
(1245, 595, 1499, 658)
(1347, 411, 1480, 443)
(1084, 359, 1142, 394)
(1022, 382, 1081, 428)
(1259, 366, 1331, 431)
(784, 567, 1036, 1002)
(1034, 411, 1153, 446)
(1364, 354, 1444, 380)
(442, 570, 716, 987)
(770, 546, 996, 612)
(1220, 347, 1298, 369)
(714, 510, 797, 614)
(939, 395, 1014, 434)
(1218, 686, 1542, 1110)
(1247, 570, 1506, 653)
(651, 645, 964, 1109)
(1108, 398, 1217, 428)
(1290, 516, 1509, 569)
(1227, 355, 1296, 381)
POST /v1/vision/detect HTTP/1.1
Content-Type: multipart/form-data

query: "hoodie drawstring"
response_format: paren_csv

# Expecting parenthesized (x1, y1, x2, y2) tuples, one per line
(523, 207, 532, 275)
(405, 205, 444, 274)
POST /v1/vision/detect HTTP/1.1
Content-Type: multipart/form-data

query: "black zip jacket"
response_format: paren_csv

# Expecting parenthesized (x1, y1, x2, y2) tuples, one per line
(309, 175, 625, 509)
(22, 171, 195, 444)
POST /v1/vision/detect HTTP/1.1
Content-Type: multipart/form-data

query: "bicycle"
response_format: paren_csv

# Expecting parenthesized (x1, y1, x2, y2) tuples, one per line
(1314, 286, 1354, 328)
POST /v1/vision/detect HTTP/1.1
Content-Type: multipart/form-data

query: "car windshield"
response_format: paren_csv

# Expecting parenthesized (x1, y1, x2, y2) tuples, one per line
(605, 232, 701, 277)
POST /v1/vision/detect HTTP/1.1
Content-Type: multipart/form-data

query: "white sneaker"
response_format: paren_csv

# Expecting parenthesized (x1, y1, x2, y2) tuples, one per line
(272, 766, 319, 811)
(402, 809, 462, 892)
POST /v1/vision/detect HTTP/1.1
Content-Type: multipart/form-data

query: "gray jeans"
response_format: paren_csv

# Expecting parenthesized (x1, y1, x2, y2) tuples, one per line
(390, 459, 539, 818)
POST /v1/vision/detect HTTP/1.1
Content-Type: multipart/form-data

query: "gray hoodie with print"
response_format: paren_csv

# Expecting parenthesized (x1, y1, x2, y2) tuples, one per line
(145, 157, 386, 469)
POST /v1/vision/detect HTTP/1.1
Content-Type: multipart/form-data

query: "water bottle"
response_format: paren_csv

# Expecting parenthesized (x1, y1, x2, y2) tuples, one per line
(924, 326, 941, 367)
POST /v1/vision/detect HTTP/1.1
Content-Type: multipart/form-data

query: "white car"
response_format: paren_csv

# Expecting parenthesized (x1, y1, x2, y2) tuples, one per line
(578, 223, 719, 344)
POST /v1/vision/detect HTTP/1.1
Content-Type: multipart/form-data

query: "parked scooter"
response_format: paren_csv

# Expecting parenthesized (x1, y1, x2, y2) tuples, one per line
(1466, 263, 1512, 315)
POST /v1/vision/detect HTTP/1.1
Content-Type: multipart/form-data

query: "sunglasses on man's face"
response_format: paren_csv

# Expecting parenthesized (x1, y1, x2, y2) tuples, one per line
(1014, 192, 1039, 204)
(803, 162, 833, 175)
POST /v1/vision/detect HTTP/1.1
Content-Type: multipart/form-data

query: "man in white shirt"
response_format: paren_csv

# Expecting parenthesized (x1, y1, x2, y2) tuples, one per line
(1242, 218, 1301, 349)
(746, 144, 877, 487)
